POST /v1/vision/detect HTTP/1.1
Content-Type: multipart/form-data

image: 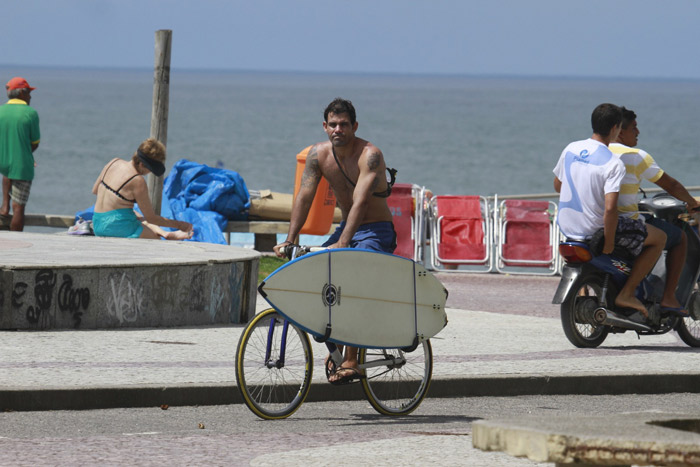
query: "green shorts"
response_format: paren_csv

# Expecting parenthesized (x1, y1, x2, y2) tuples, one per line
(92, 208, 144, 238)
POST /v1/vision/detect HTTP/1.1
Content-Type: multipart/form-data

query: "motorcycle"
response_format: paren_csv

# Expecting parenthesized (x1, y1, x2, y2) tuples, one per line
(552, 192, 700, 348)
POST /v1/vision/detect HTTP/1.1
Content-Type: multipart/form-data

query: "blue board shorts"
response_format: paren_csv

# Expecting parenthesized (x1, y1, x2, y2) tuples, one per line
(322, 221, 397, 253)
(92, 208, 144, 238)
(643, 214, 683, 250)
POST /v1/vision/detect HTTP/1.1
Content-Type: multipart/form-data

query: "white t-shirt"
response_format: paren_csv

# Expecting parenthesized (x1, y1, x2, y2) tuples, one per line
(553, 138, 625, 240)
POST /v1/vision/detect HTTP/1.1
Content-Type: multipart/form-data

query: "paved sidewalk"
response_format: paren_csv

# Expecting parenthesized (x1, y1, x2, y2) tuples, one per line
(2, 273, 700, 411)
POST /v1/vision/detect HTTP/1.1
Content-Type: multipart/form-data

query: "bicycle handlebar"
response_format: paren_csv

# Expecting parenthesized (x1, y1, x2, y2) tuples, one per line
(279, 244, 326, 260)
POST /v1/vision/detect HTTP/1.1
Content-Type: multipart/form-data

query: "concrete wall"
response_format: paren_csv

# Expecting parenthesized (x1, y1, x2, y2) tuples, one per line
(0, 258, 259, 330)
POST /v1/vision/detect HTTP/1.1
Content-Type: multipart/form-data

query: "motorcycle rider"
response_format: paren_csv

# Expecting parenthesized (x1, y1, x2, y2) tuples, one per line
(553, 103, 666, 318)
(609, 107, 699, 317)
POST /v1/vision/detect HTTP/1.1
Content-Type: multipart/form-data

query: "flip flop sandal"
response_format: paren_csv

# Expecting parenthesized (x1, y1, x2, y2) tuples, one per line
(660, 306, 689, 318)
(328, 366, 365, 386)
(324, 355, 338, 381)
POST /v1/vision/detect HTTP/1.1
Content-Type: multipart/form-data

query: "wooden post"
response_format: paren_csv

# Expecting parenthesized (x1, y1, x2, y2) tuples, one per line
(146, 29, 172, 215)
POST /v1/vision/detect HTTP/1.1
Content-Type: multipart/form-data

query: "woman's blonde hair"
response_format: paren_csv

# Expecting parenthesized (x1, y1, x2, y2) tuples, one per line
(132, 138, 166, 165)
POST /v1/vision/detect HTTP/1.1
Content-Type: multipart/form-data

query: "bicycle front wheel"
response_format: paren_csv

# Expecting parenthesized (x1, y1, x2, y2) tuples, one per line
(235, 308, 313, 419)
(359, 340, 433, 416)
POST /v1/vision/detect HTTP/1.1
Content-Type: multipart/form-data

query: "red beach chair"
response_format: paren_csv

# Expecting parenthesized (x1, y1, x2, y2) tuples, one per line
(495, 198, 559, 275)
(387, 183, 426, 262)
(428, 195, 493, 272)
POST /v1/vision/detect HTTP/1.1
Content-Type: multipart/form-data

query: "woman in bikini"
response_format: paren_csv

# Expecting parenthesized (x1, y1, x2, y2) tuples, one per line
(91, 138, 193, 240)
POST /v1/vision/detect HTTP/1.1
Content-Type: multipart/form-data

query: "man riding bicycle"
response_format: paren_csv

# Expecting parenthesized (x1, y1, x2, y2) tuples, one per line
(273, 98, 397, 384)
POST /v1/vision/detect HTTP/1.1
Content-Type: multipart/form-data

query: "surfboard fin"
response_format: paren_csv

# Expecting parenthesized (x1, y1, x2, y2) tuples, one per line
(313, 323, 332, 343)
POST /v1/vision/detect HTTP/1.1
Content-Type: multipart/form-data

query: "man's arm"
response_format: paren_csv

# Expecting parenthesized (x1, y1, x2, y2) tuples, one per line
(603, 192, 619, 254)
(553, 177, 562, 193)
(654, 173, 700, 211)
(332, 149, 383, 248)
(273, 145, 322, 257)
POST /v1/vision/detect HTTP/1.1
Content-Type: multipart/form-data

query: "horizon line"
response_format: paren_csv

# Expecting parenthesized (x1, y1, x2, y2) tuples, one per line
(1, 63, 699, 83)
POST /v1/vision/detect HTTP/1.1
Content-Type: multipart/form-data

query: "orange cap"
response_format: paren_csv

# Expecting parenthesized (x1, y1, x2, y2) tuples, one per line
(6, 77, 35, 91)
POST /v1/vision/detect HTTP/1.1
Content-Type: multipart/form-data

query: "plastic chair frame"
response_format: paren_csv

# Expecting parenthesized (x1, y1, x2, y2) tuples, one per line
(412, 185, 428, 263)
(428, 195, 493, 273)
(494, 197, 559, 275)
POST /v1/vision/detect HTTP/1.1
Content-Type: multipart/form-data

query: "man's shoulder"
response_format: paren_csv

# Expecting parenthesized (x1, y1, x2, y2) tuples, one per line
(563, 138, 614, 160)
(563, 137, 601, 152)
(0, 102, 36, 121)
(610, 142, 641, 155)
(310, 141, 332, 162)
(0, 102, 38, 116)
(359, 139, 382, 157)
(609, 142, 652, 162)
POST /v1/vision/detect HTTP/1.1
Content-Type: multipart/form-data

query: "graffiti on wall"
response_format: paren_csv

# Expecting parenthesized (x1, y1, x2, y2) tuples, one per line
(9, 270, 91, 329)
(12, 269, 57, 328)
(181, 268, 206, 314)
(106, 272, 144, 324)
(58, 274, 90, 328)
(150, 269, 178, 310)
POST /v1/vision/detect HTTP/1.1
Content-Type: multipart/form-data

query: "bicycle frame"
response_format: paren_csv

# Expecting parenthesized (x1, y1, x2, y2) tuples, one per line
(262, 244, 315, 370)
(265, 312, 407, 374)
(265, 317, 291, 369)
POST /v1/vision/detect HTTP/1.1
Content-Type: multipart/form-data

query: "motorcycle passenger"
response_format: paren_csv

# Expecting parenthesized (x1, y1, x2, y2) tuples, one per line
(609, 107, 699, 318)
(553, 103, 666, 318)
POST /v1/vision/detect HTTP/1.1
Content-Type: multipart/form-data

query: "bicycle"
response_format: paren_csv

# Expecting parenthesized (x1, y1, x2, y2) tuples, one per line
(235, 244, 434, 420)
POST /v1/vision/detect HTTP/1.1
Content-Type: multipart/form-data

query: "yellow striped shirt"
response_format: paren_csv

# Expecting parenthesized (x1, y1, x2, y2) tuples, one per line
(609, 143, 663, 219)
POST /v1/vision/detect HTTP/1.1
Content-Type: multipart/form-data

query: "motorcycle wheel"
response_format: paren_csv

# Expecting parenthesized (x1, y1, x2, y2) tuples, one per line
(560, 271, 612, 348)
(677, 284, 700, 347)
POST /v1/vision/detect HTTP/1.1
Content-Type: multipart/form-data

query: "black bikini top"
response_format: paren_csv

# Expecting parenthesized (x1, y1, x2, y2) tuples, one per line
(332, 147, 397, 198)
(100, 159, 138, 203)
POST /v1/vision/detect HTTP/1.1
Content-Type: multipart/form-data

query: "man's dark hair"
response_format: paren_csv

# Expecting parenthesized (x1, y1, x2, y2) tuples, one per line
(620, 106, 637, 130)
(591, 103, 622, 137)
(324, 98, 356, 124)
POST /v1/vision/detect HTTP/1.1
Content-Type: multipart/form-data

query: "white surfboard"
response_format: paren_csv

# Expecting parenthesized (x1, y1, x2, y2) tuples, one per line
(259, 249, 448, 348)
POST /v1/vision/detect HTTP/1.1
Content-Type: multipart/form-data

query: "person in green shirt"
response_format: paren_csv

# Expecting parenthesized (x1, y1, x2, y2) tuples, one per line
(0, 77, 40, 231)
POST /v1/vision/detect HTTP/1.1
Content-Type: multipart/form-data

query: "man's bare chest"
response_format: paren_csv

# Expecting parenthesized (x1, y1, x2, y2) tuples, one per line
(319, 154, 360, 192)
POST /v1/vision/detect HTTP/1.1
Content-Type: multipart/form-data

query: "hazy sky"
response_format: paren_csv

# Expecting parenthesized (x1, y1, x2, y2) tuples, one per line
(3, 0, 700, 79)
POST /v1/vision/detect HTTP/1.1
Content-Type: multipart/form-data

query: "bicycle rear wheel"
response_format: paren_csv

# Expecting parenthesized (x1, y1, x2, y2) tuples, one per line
(235, 308, 313, 419)
(359, 340, 433, 416)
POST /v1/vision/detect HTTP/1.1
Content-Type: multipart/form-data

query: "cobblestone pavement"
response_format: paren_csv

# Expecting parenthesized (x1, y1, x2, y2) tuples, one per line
(0, 304, 693, 391)
(0, 431, 550, 466)
(1, 274, 698, 397)
(1, 273, 699, 465)
(4, 393, 697, 466)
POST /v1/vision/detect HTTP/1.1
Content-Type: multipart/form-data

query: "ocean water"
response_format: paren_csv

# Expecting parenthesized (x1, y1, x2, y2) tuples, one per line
(2, 65, 699, 229)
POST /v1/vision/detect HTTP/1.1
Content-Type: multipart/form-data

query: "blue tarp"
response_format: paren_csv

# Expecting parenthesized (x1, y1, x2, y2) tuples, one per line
(76, 159, 250, 245)
(163, 159, 250, 244)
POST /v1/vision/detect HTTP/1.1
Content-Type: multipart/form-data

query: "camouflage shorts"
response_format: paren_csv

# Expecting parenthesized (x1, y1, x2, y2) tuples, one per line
(614, 216, 648, 257)
(589, 216, 647, 259)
